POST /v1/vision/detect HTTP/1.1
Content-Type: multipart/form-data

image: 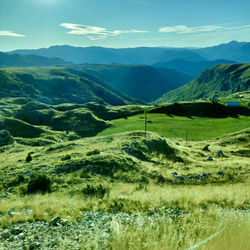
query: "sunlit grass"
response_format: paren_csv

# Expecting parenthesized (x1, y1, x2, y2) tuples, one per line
(98, 114, 250, 140)
(0, 181, 249, 228)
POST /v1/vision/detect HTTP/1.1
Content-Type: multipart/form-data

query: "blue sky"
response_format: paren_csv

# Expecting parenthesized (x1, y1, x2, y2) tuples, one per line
(0, 0, 250, 51)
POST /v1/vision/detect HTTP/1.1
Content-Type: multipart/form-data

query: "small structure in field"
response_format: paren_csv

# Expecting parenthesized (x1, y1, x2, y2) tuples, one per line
(226, 101, 240, 107)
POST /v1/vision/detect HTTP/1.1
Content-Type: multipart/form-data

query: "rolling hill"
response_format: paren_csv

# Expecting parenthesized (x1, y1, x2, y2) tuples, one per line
(79, 64, 192, 102)
(154, 63, 250, 103)
(0, 52, 71, 67)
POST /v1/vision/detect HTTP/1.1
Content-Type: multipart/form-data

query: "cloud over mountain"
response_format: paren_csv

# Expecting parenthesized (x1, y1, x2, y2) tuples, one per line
(60, 23, 148, 40)
(159, 24, 250, 34)
(0, 31, 25, 37)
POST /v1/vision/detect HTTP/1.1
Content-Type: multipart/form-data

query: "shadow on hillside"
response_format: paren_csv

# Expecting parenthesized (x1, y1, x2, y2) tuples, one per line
(149, 102, 250, 118)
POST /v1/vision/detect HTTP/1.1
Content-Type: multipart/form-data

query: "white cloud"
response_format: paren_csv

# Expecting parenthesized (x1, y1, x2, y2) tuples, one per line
(159, 25, 223, 34)
(60, 23, 148, 40)
(159, 24, 250, 34)
(0, 31, 25, 37)
(224, 24, 250, 31)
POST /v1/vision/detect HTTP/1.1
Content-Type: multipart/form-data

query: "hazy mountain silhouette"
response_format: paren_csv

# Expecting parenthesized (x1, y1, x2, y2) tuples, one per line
(9, 46, 205, 64)
(8, 41, 250, 65)
(0, 52, 71, 67)
(194, 41, 250, 62)
(80, 64, 192, 102)
(152, 59, 236, 77)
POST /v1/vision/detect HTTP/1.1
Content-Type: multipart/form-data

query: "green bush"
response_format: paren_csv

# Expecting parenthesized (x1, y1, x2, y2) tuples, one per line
(27, 174, 51, 194)
(82, 184, 109, 198)
(86, 149, 100, 156)
(61, 154, 71, 161)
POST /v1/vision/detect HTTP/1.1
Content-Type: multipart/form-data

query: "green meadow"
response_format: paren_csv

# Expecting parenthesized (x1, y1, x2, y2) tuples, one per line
(98, 113, 250, 141)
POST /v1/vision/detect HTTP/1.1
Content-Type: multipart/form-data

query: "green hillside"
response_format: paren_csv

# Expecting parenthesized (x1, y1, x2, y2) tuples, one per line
(155, 63, 250, 103)
(80, 64, 192, 102)
(0, 97, 147, 142)
(0, 67, 139, 106)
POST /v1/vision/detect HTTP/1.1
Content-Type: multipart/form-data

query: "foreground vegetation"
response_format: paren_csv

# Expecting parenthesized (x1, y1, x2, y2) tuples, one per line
(0, 125, 249, 249)
(0, 191, 250, 249)
(0, 95, 249, 249)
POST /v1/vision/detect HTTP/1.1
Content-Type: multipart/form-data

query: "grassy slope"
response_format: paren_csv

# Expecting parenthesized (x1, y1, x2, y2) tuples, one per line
(155, 63, 250, 103)
(98, 113, 250, 141)
(0, 96, 249, 248)
(0, 67, 137, 106)
(0, 128, 249, 248)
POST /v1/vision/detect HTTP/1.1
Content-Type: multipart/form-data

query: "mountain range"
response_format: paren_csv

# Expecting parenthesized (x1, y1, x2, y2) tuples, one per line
(0, 64, 191, 105)
(194, 41, 250, 62)
(8, 41, 250, 65)
(9, 46, 204, 65)
(0, 41, 249, 106)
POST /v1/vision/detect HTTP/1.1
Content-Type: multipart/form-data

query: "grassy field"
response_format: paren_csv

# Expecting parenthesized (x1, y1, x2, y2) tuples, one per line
(0, 103, 249, 248)
(98, 113, 250, 141)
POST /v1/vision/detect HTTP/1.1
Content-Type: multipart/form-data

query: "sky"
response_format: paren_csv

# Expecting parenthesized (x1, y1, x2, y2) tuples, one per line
(0, 0, 250, 51)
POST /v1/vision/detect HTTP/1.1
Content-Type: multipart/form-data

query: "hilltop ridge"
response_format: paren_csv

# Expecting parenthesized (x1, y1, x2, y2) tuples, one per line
(155, 63, 250, 103)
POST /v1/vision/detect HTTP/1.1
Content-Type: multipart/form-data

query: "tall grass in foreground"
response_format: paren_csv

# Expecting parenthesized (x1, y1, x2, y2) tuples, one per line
(0, 182, 249, 228)
(0, 182, 249, 249)
(74, 210, 249, 250)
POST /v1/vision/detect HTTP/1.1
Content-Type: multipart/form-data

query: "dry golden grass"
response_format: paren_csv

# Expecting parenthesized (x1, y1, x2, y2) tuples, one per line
(109, 210, 250, 250)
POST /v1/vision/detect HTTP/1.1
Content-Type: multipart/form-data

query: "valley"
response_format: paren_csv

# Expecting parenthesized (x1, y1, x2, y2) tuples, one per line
(0, 44, 250, 249)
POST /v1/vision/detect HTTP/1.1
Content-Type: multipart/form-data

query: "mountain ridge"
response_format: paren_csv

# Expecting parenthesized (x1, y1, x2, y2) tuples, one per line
(152, 59, 236, 77)
(7, 41, 250, 64)
(0, 52, 71, 67)
(8, 45, 206, 64)
(154, 63, 250, 103)
(0, 67, 139, 106)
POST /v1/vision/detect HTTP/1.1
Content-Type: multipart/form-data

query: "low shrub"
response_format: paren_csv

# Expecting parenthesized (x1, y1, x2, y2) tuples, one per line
(82, 184, 109, 198)
(27, 174, 51, 194)
(61, 154, 71, 161)
(86, 149, 100, 156)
